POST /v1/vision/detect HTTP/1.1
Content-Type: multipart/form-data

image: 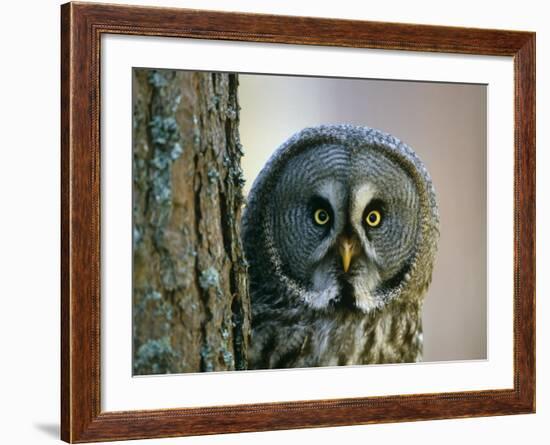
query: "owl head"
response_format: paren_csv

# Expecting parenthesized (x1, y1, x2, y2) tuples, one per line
(242, 125, 439, 313)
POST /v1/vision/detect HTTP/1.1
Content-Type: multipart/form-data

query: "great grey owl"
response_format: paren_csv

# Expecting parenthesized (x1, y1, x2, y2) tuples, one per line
(242, 124, 439, 369)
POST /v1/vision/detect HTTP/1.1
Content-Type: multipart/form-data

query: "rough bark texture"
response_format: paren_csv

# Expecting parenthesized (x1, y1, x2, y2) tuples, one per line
(132, 69, 250, 374)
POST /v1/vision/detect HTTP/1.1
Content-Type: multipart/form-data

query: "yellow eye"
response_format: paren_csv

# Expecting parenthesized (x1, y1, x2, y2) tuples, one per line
(314, 209, 330, 225)
(365, 210, 382, 227)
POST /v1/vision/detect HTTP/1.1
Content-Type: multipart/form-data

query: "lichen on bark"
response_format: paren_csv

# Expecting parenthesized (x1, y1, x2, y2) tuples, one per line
(132, 69, 250, 374)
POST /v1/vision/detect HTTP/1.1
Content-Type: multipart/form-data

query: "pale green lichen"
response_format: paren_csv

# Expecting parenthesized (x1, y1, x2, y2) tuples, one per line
(225, 106, 237, 120)
(170, 142, 183, 160)
(135, 288, 162, 314)
(192, 115, 201, 148)
(134, 337, 176, 374)
(221, 328, 230, 340)
(235, 141, 245, 156)
(146, 290, 162, 302)
(199, 267, 219, 290)
(207, 167, 220, 184)
(149, 116, 179, 147)
(229, 165, 246, 188)
(207, 93, 220, 112)
(221, 349, 234, 366)
(133, 227, 142, 250)
(148, 70, 169, 88)
(156, 301, 173, 321)
(200, 345, 214, 372)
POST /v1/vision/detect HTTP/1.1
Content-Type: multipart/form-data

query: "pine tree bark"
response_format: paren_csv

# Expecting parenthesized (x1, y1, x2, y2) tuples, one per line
(132, 69, 250, 374)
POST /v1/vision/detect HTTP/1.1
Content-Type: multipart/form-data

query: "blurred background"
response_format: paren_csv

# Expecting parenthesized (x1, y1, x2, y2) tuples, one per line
(239, 74, 487, 362)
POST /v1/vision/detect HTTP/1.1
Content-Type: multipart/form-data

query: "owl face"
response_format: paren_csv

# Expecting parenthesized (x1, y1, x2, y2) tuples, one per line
(268, 142, 420, 312)
(243, 125, 438, 315)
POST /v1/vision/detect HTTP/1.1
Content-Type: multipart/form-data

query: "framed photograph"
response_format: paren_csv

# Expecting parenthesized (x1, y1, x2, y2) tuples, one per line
(61, 2, 535, 442)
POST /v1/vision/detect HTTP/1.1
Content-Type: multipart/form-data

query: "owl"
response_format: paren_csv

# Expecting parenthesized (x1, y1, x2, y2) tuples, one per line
(242, 124, 439, 370)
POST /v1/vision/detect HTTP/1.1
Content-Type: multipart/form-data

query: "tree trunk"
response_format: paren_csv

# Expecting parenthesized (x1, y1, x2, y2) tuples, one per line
(132, 69, 250, 374)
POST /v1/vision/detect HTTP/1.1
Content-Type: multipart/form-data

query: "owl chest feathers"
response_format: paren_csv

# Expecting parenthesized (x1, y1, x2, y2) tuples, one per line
(248, 291, 423, 370)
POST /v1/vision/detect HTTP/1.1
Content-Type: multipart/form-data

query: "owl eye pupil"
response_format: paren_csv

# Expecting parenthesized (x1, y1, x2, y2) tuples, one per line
(365, 209, 382, 227)
(314, 209, 330, 226)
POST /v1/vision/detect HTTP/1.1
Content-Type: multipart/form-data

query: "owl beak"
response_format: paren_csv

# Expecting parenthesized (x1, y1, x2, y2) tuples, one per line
(339, 236, 359, 273)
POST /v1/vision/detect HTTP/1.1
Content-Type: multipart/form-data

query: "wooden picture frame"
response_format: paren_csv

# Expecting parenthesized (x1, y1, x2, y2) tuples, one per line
(61, 2, 535, 442)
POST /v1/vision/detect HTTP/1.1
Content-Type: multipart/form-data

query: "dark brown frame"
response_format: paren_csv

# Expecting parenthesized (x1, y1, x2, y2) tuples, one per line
(61, 1, 536, 442)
